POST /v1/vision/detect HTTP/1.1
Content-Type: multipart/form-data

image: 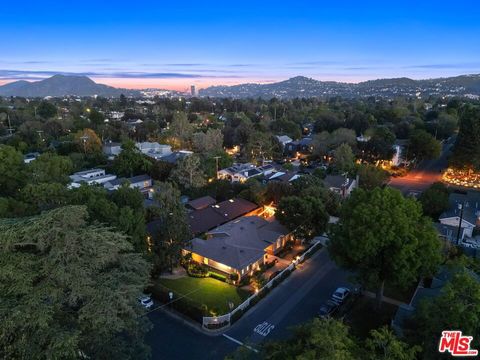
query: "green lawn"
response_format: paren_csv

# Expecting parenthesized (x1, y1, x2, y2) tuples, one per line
(155, 277, 250, 314)
(343, 297, 398, 339)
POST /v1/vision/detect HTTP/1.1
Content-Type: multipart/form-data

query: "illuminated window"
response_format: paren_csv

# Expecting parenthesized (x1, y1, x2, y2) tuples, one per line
(203, 258, 209, 265)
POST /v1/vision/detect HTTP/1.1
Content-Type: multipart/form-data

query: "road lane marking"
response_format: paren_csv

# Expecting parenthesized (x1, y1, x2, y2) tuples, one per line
(222, 334, 259, 353)
(254, 321, 275, 336)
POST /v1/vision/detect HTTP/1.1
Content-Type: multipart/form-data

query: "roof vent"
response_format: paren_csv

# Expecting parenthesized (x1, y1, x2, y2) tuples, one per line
(239, 249, 244, 253)
(222, 246, 227, 250)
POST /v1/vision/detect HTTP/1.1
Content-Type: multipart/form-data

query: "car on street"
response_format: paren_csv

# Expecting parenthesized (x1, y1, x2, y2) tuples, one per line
(138, 295, 154, 309)
(318, 300, 339, 318)
(331, 287, 350, 304)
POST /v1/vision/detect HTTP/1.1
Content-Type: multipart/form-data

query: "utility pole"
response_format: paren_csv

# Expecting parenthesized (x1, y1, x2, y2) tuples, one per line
(213, 156, 220, 179)
(456, 202, 465, 246)
(6, 114, 15, 136)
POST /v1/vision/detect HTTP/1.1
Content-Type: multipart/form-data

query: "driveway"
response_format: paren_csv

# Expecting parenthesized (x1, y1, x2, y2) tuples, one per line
(146, 248, 351, 359)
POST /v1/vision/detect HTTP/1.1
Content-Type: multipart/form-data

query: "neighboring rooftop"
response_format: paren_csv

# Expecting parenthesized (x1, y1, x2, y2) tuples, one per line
(188, 198, 258, 234)
(187, 195, 217, 210)
(323, 175, 353, 189)
(187, 216, 288, 270)
(439, 191, 480, 226)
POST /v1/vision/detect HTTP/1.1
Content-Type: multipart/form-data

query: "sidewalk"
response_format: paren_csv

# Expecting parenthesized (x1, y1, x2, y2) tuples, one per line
(363, 290, 406, 306)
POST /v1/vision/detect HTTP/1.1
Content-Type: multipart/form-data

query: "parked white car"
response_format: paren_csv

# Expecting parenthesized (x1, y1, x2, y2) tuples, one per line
(138, 295, 154, 309)
(331, 287, 350, 304)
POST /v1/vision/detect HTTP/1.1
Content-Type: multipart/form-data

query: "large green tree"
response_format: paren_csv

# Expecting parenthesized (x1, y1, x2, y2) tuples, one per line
(333, 143, 355, 174)
(409, 270, 480, 359)
(252, 318, 418, 360)
(170, 154, 206, 189)
(27, 152, 73, 184)
(113, 140, 152, 177)
(365, 326, 420, 360)
(0, 206, 151, 359)
(328, 187, 442, 307)
(276, 195, 329, 240)
(408, 129, 441, 161)
(418, 182, 450, 219)
(356, 164, 389, 191)
(0, 145, 26, 197)
(261, 318, 358, 360)
(151, 182, 191, 273)
(450, 105, 480, 170)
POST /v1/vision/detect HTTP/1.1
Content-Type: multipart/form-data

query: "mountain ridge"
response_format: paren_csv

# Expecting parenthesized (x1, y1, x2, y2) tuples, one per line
(0, 75, 140, 97)
(1, 73, 480, 98)
(200, 74, 480, 98)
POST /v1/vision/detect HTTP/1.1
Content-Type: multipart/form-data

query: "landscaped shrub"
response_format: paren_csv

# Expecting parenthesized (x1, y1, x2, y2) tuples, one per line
(229, 273, 239, 283)
(187, 263, 208, 277)
(209, 272, 227, 282)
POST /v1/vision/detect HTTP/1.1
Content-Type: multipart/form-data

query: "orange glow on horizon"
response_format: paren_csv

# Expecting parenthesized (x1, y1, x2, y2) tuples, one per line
(0, 75, 372, 92)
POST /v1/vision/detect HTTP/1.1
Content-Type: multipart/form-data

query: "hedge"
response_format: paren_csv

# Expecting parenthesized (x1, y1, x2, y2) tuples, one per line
(208, 272, 227, 282)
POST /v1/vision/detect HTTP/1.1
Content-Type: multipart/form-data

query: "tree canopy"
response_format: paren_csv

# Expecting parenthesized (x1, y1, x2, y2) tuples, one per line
(328, 187, 442, 306)
(276, 195, 329, 241)
(408, 270, 480, 359)
(0, 206, 151, 360)
(418, 182, 450, 219)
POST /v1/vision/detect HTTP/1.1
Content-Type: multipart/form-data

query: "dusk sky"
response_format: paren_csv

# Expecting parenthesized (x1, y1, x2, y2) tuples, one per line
(2, 0, 480, 90)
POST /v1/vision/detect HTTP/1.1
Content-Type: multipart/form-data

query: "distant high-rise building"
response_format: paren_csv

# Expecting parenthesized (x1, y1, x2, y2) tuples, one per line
(190, 85, 196, 97)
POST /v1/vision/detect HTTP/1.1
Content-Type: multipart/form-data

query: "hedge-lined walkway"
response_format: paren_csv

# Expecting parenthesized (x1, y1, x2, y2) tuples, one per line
(156, 277, 251, 314)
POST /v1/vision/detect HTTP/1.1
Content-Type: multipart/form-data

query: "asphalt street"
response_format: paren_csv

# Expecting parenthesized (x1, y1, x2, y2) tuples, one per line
(146, 248, 351, 360)
(388, 136, 455, 195)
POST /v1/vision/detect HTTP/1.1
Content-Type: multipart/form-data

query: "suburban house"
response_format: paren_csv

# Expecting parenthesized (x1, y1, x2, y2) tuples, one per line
(158, 150, 193, 164)
(69, 168, 117, 189)
(145, 197, 259, 243)
(276, 135, 293, 149)
(264, 170, 301, 183)
(438, 191, 480, 243)
(103, 142, 122, 159)
(392, 267, 480, 336)
(126, 118, 143, 130)
(136, 142, 172, 160)
(284, 137, 313, 156)
(183, 215, 292, 279)
(323, 175, 358, 198)
(104, 174, 153, 197)
(217, 163, 275, 183)
(187, 197, 259, 234)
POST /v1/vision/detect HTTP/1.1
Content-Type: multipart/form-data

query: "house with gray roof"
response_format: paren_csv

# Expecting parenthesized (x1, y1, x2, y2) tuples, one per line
(104, 174, 153, 197)
(323, 175, 357, 198)
(438, 191, 480, 241)
(184, 216, 292, 279)
(217, 163, 276, 183)
(392, 267, 480, 336)
(276, 135, 293, 149)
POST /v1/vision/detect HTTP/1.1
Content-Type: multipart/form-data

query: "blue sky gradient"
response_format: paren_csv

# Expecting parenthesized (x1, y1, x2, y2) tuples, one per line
(1, 0, 480, 89)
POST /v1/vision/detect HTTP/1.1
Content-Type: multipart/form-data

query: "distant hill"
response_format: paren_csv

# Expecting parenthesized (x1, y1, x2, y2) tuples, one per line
(0, 75, 140, 97)
(200, 74, 480, 99)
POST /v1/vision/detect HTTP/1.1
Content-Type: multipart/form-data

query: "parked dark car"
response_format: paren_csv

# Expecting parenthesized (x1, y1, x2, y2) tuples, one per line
(318, 300, 339, 318)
